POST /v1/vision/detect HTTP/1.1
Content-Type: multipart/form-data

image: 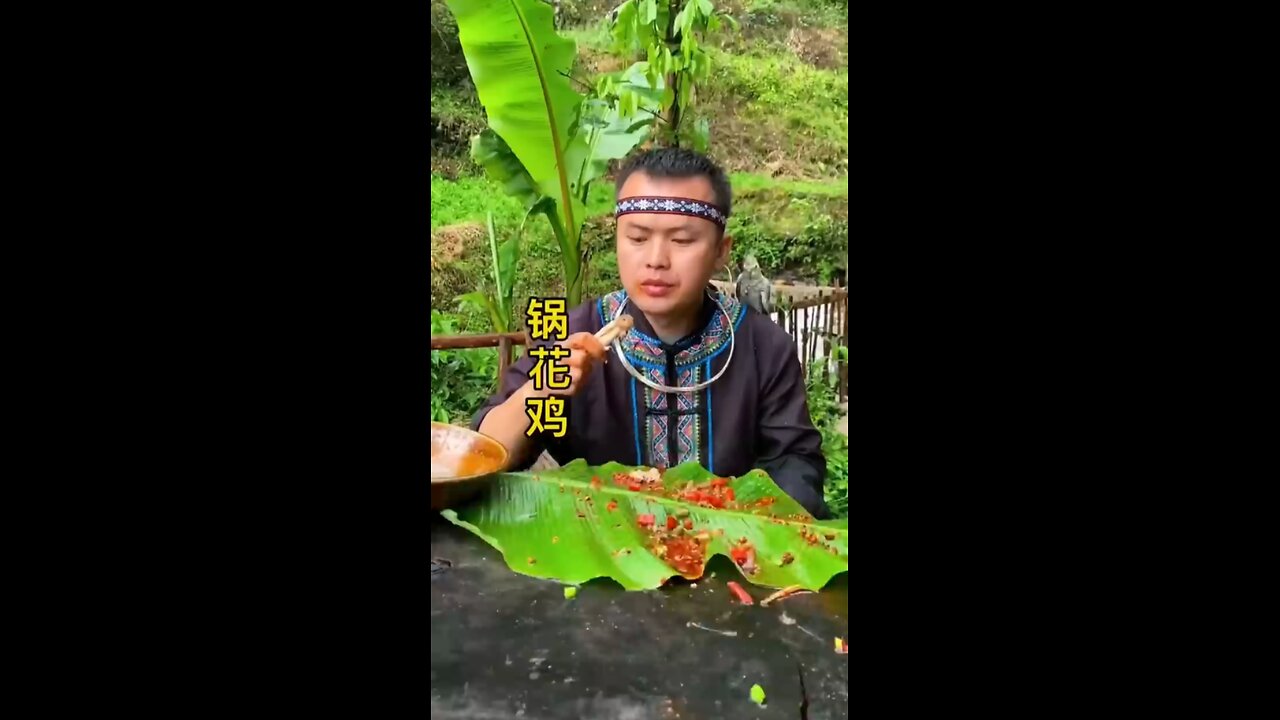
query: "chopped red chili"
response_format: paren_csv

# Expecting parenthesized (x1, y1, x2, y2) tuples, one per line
(726, 581, 754, 605)
(725, 488, 735, 501)
(666, 516, 677, 530)
(637, 514, 655, 528)
(651, 533, 705, 577)
(606, 500, 618, 512)
(683, 518, 693, 530)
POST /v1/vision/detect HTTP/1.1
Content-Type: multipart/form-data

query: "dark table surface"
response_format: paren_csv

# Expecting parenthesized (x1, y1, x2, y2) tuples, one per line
(431, 517, 849, 720)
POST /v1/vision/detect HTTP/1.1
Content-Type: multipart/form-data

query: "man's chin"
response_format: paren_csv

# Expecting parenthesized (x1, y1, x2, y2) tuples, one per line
(628, 292, 700, 318)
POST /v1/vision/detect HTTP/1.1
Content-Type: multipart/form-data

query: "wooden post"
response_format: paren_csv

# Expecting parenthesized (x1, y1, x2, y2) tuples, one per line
(839, 293, 849, 402)
(807, 304, 816, 369)
(822, 292, 833, 385)
(498, 336, 512, 377)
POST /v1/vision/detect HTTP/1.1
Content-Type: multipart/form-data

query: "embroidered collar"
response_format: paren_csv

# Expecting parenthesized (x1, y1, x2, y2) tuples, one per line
(597, 288, 745, 369)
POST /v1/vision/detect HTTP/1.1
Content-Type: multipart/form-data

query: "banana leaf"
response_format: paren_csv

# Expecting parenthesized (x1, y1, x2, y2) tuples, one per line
(469, 130, 540, 209)
(440, 460, 848, 591)
(447, 0, 584, 301)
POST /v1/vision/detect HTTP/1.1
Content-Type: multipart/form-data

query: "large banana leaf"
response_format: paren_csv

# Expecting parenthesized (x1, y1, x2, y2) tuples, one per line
(440, 460, 848, 591)
(447, 0, 584, 298)
(469, 130, 540, 208)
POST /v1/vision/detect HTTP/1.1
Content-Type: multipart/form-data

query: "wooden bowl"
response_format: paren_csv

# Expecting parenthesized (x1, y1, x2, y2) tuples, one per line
(431, 422, 509, 511)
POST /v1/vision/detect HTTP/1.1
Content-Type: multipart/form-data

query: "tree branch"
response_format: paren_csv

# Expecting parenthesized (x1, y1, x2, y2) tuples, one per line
(557, 70, 672, 126)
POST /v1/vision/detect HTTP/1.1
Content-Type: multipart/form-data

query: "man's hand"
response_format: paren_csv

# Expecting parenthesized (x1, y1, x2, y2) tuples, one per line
(530, 332, 607, 398)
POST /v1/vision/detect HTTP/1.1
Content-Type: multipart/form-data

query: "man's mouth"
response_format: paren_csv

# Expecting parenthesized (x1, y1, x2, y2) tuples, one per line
(640, 280, 674, 296)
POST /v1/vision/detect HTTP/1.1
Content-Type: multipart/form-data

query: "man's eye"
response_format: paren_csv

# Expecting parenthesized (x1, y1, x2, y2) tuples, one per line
(672, 238, 694, 244)
(627, 236, 647, 242)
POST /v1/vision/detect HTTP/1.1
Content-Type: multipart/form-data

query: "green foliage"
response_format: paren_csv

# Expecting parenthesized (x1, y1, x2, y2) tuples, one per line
(441, 459, 848, 590)
(705, 45, 847, 172)
(446, 0, 588, 305)
(430, 175, 623, 322)
(557, 0, 616, 27)
(727, 185, 847, 282)
(446, 0, 656, 307)
(606, 0, 738, 149)
(454, 213, 521, 333)
(430, 174, 531, 232)
(729, 171, 846, 196)
(430, 0, 472, 89)
(430, 310, 500, 424)
(805, 357, 847, 518)
(432, 2, 849, 302)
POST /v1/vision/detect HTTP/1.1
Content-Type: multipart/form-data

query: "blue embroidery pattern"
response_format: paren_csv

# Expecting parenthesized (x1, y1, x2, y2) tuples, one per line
(642, 365, 700, 468)
(597, 289, 744, 468)
(615, 196, 729, 229)
(596, 290, 745, 369)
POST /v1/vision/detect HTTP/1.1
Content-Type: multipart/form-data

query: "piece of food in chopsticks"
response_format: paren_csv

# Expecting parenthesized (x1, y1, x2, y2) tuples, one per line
(594, 314, 634, 348)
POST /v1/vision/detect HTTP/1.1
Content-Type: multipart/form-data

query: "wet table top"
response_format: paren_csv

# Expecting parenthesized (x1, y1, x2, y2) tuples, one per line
(430, 517, 849, 720)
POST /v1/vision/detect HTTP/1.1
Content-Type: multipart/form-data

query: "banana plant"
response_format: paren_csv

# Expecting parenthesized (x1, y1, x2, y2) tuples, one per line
(447, 0, 657, 306)
(455, 213, 520, 334)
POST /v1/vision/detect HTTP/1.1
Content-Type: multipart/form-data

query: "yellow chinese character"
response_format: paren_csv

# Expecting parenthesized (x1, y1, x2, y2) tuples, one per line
(528, 345, 571, 391)
(526, 297, 568, 341)
(525, 396, 568, 437)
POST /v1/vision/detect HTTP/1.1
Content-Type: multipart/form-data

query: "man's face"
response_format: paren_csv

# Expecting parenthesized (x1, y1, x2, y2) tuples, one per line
(615, 172, 732, 321)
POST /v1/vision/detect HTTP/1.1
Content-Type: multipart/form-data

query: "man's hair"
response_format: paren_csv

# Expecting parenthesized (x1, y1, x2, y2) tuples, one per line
(615, 147, 733, 217)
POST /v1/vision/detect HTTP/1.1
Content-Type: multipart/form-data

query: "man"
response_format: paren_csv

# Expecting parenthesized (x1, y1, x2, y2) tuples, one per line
(472, 148, 830, 518)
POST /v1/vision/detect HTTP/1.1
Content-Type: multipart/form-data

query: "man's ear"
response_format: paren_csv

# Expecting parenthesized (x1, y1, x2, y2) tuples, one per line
(717, 232, 734, 269)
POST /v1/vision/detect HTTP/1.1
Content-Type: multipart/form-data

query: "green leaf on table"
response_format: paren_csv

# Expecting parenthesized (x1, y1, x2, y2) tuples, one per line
(439, 460, 849, 591)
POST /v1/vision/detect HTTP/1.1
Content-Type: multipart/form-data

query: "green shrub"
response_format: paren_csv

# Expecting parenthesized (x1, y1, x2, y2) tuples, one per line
(430, 310, 500, 424)
(805, 357, 847, 518)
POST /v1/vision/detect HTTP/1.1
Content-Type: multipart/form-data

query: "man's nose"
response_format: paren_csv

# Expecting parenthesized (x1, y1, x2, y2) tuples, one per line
(644, 238, 670, 268)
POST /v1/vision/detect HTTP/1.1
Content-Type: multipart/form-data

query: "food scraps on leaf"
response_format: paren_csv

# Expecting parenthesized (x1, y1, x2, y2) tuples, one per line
(729, 539, 758, 575)
(650, 532, 705, 577)
(616, 467, 662, 493)
(760, 585, 812, 607)
(564, 586, 577, 599)
(726, 581, 754, 605)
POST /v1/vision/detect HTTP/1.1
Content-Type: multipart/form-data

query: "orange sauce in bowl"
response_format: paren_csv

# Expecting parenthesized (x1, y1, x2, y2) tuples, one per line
(430, 423, 508, 482)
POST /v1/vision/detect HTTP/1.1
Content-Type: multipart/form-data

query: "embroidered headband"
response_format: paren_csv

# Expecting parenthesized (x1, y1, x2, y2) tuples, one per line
(615, 196, 728, 230)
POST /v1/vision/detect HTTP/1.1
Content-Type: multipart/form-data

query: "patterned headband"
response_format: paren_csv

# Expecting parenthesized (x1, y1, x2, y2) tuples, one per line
(615, 196, 728, 230)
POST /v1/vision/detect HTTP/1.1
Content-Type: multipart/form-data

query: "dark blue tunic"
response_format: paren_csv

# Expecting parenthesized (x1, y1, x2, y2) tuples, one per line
(472, 286, 830, 518)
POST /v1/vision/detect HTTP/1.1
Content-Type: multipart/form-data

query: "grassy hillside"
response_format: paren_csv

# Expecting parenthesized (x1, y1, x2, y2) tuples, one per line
(429, 0, 848, 328)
